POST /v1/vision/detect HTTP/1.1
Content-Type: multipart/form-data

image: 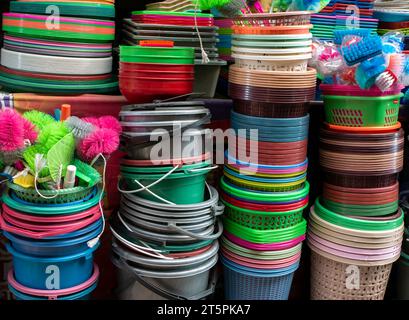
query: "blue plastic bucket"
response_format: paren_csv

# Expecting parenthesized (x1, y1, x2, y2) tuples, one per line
(3, 219, 103, 257)
(9, 281, 98, 300)
(221, 255, 299, 300)
(7, 243, 99, 290)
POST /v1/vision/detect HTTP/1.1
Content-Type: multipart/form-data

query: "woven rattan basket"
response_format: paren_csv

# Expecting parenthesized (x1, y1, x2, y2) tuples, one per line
(310, 251, 392, 300)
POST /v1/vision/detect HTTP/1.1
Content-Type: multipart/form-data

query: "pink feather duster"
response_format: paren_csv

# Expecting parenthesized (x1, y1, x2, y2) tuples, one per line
(0, 109, 25, 151)
(77, 128, 119, 161)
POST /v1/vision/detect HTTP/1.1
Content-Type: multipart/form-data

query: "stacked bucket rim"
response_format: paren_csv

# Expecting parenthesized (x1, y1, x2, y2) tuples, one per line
(112, 96, 223, 300)
(309, 39, 405, 299)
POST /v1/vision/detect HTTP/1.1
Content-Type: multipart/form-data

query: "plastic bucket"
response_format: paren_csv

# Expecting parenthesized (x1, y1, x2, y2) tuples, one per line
(222, 255, 299, 300)
(7, 243, 98, 290)
(120, 162, 212, 204)
(3, 219, 103, 257)
(112, 241, 218, 300)
(8, 264, 99, 300)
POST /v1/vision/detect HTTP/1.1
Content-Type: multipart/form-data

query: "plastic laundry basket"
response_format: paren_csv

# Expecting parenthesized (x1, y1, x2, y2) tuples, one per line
(322, 94, 402, 127)
(221, 255, 299, 300)
(310, 251, 392, 300)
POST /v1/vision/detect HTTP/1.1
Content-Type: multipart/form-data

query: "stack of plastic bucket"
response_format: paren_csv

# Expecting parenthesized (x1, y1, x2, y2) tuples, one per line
(0, 1, 116, 94)
(118, 43, 195, 103)
(0, 163, 103, 300)
(0, 237, 12, 300)
(308, 83, 405, 300)
(123, 9, 227, 98)
(221, 11, 316, 300)
(111, 100, 224, 300)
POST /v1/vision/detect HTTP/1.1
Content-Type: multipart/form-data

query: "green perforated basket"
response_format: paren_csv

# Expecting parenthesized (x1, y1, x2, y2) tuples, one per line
(323, 94, 402, 127)
(223, 217, 307, 243)
(222, 200, 306, 230)
(7, 182, 96, 205)
(7, 159, 101, 205)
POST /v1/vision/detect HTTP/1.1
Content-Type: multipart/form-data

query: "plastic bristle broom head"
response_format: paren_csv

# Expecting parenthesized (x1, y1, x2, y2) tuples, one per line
(73, 158, 101, 187)
(38, 122, 70, 152)
(23, 110, 55, 131)
(334, 28, 371, 45)
(0, 108, 25, 152)
(342, 35, 383, 66)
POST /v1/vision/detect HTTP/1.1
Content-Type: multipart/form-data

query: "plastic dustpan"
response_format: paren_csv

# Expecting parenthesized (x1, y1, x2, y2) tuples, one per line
(47, 133, 75, 182)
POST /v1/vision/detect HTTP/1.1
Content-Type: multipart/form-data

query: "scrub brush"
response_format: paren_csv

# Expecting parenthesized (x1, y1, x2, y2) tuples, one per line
(74, 158, 102, 187)
(375, 71, 397, 92)
(355, 55, 387, 89)
(23, 110, 55, 131)
(341, 35, 383, 66)
(77, 128, 119, 162)
(334, 29, 371, 45)
(65, 116, 96, 142)
(37, 122, 70, 152)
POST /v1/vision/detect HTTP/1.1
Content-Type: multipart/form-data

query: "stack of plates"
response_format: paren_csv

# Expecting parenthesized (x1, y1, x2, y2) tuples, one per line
(311, 14, 378, 41)
(215, 18, 233, 62)
(0, 2, 117, 94)
(319, 0, 376, 17)
(122, 18, 220, 61)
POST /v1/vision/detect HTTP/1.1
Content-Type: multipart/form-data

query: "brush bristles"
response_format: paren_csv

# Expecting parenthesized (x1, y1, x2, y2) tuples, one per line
(0, 109, 25, 152)
(77, 128, 119, 162)
(376, 71, 397, 92)
(65, 116, 96, 141)
(23, 110, 55, 131)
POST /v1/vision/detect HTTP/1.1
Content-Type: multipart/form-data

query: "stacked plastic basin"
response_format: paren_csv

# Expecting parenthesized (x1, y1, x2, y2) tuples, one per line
(220, 11, 316, 300)
(214, 18, 233, 62)
(308, 82, 405, 299)
(0, 0, 116, 94)
(122, 10, 227, 98)
(111, 100, 224, 300)
(374, 0, 409, 35)
(394, 191, 409, 299)
(0, 163, 103, 300)
(0, 237, 12, 300)
(311, 0, 378, 41)
(118, 43, 195, 103)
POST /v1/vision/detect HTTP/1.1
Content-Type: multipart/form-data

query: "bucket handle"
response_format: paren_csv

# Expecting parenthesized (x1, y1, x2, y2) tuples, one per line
(0, 210, 102, 239)
(117, 165, 217, 205)
(183, 165, 218, 174)
(117, 165, 181, 205)
(114, 254, 217, 300)
(212, 203, 225, 216)
(168, 219, 223, 241)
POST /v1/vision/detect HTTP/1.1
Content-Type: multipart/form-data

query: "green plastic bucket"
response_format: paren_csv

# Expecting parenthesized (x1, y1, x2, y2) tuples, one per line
(120, 162, 212, 205)
(322, 94, 402, 127)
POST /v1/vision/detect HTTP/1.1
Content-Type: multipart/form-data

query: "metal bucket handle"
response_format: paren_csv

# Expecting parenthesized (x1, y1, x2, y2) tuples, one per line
(169, 219, 223, 241)
(113, 254, 218, 300)
(117, 210, 222, 242)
